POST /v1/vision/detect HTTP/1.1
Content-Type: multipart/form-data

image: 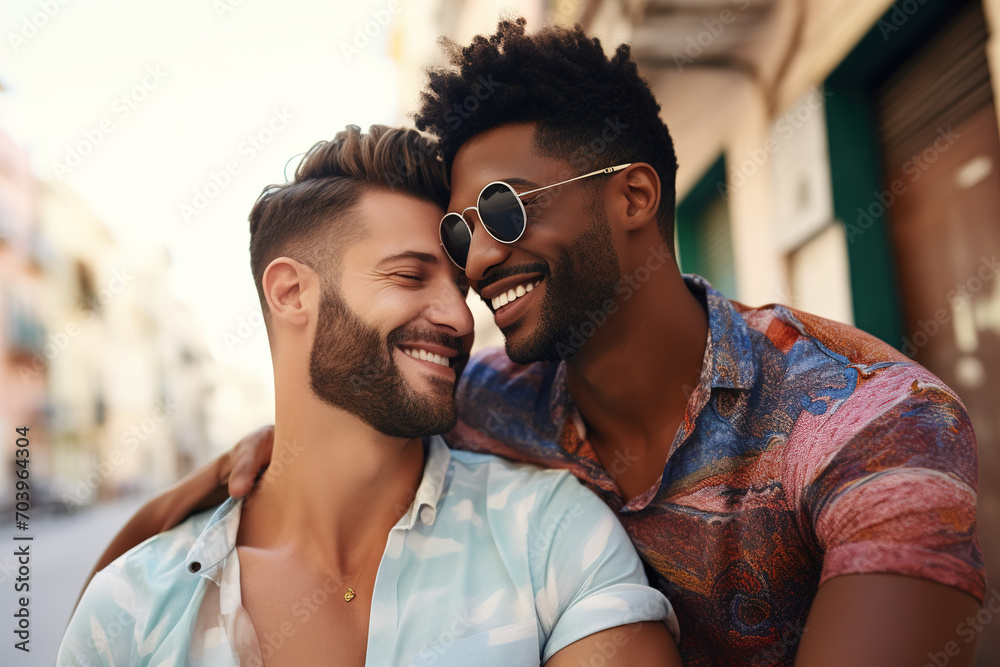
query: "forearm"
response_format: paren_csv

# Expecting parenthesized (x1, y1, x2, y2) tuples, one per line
(76, 423, 274, 613)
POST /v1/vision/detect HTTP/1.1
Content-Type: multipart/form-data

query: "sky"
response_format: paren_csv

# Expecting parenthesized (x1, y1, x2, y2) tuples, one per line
(0, 0, 421, 389)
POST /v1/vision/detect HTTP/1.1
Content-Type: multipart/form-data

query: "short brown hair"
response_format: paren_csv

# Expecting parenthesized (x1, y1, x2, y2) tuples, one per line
(248, 124, 448, 314)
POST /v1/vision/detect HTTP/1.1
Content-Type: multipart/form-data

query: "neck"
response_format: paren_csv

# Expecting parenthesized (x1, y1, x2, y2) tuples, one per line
(237, 386, 425, 572)
(565, 262, 708, 444)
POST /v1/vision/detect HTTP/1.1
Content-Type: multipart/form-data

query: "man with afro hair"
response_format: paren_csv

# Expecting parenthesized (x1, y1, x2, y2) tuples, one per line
(411, 18, 985, 667)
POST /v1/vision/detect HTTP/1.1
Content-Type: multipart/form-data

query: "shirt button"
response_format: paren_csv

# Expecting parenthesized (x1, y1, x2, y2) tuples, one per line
(419, 506, 435, 525)
(188, 561, 201, 573)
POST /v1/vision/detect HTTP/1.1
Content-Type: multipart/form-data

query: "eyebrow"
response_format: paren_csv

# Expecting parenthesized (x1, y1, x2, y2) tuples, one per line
(501, 177, 538, 190)
(376, 251, 440, 267)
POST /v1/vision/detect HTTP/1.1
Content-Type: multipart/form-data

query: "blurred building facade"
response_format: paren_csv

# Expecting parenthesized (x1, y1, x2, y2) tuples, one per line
(38, 182, 217, 506)
(0, 124, 217, 509)
(0, 125, 48, 501)
(394, 0, 1000, 662)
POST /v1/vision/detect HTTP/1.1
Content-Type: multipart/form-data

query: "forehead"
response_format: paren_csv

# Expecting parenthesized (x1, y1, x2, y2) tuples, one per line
(448, 123, 567, 206)
(344, 190, 448, 266)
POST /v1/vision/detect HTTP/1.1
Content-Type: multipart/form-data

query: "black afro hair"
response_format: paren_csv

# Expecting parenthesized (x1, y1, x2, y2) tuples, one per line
(413, 17, 679, 248)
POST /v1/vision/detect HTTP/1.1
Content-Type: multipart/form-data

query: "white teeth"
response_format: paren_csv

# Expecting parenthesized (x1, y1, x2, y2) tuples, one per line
(402, 348, 450, 368)
(491, 279, 541, 310)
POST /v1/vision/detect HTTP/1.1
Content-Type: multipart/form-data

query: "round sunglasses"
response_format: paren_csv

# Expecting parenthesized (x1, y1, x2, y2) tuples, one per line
(439, 163, 632, 269)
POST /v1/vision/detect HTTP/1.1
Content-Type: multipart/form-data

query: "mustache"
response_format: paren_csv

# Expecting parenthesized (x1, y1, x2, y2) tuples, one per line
(476, 262, 549, 294)
(387, 325, 465, 354)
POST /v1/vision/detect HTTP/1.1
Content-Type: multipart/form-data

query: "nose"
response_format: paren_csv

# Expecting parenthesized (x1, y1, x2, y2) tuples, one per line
(426, 279, 475, 341)
(463, 209, 510, 287)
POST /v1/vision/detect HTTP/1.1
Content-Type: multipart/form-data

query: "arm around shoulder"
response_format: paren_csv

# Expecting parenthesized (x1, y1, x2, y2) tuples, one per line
(81, 449, 230, 590)
(79, 425, 274, 597)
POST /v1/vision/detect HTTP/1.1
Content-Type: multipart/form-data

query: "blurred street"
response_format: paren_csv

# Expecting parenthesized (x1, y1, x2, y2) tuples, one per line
(0, 496, 148, 667)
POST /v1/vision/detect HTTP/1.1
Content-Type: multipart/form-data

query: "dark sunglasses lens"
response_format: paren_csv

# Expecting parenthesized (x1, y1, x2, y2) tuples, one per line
(440, 213, 471, 268)
(479, 183, 525, 242)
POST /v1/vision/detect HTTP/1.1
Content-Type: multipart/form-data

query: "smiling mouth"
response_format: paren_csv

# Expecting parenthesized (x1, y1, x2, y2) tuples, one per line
(399, 346, 451, 368)
(489, 279, 542, 312)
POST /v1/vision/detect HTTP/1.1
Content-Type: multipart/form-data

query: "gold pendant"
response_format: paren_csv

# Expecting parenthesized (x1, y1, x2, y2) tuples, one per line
(344, 587, 356, 602)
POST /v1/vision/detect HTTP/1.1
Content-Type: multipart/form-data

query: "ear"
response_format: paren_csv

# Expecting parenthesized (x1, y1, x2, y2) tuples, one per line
(262, 257, 318, 328)
(612, 163, 661, 233)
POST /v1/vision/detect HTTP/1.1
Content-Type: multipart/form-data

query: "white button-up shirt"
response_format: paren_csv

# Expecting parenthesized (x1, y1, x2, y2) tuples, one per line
(58, 436, 678, 666)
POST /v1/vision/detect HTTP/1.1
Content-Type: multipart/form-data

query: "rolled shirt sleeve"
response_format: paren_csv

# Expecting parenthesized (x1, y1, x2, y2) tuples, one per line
(803, 380, 985, 601)
(529, 472, 679, 661)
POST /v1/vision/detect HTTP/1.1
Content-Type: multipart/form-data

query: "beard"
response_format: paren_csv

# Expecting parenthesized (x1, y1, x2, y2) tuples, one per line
(308, 283, 462, 438)
(503, 207, 622, 364)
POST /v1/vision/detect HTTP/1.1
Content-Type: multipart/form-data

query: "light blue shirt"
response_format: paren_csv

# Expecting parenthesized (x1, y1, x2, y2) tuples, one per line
(58, 436, 678, 666)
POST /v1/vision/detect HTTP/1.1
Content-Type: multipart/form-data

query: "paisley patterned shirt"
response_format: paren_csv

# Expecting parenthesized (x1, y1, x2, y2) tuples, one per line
(447, 274, 985, 667)
(58, 436, 677, 666)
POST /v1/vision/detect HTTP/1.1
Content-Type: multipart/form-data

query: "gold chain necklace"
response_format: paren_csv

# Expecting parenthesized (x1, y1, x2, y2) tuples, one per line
(343, 538, 380, 602)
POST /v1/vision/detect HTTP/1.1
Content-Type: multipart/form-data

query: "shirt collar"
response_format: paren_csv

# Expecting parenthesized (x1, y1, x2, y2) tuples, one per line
(185, 497, 242, 584)
(547, 274, 757, 427)
(184, 434, 453, 580)
(684, 274, 757, 391)
(396, 435, 451, 530)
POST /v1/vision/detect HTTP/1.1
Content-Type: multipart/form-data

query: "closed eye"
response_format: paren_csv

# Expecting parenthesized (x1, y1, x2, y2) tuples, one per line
(521, 193, 551, 210)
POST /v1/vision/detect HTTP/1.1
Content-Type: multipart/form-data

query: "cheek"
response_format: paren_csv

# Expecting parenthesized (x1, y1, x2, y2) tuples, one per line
(343, 284, 419, 323)
(523, 208, 586, 248)
(368, 298, 424, 335)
